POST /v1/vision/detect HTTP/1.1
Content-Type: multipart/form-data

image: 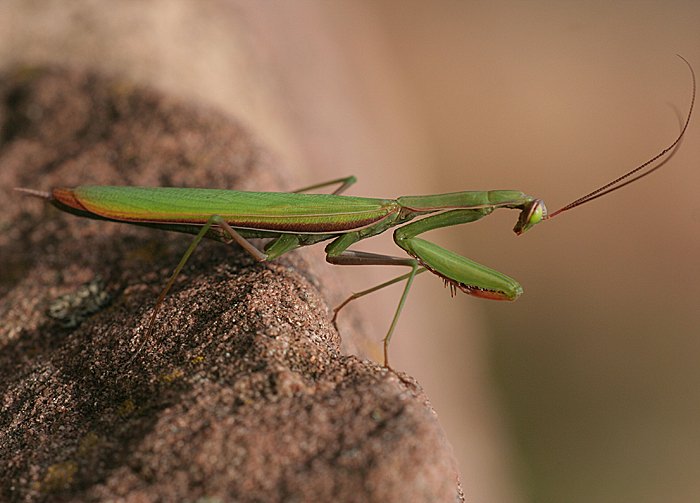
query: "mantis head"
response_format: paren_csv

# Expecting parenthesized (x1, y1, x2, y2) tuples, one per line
(513, 199, 547, 235)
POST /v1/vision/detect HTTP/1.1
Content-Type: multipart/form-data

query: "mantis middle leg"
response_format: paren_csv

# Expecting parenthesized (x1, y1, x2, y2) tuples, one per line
(325, 246, 422, 366)
(326, 207, 519, 365)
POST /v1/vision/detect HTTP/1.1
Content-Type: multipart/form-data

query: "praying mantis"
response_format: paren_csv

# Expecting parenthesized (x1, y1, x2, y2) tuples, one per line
(16, 57, 695, 367)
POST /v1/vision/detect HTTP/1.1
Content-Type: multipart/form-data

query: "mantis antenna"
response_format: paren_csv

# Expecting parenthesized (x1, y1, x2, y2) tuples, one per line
(546, 55, 696, 220)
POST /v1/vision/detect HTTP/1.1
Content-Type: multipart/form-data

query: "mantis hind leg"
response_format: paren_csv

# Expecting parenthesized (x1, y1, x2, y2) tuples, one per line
(126, 215, 268, 366)
(292, 175, 357, 195)
(326, 249, 426, 367)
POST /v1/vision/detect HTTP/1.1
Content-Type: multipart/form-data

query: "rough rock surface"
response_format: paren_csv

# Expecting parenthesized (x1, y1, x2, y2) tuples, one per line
(0, 68, 463, 502)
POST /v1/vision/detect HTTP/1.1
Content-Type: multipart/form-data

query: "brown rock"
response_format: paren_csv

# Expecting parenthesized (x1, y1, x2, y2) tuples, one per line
(0, 67, 462, 502)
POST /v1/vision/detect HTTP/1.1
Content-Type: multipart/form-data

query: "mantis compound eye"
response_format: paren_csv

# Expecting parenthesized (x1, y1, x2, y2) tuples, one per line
(513, 199, 547, 235)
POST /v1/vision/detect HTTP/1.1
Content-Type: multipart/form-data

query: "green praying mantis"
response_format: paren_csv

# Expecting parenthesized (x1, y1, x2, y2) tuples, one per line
(16, 57, 695, 367)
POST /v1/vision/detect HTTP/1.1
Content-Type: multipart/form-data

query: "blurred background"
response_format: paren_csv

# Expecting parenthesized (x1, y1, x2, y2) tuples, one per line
(2, 1, 699, 502)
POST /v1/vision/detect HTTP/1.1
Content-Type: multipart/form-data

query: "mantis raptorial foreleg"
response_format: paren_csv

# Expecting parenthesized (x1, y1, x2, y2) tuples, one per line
(393, 207, 524, 300)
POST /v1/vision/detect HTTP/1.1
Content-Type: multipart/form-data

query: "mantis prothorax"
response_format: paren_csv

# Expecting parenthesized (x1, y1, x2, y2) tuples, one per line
(16, 57, 695, 367)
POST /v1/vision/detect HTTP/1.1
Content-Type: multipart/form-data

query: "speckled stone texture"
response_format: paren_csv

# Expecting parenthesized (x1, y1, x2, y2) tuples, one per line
(0, 68, 463, 502)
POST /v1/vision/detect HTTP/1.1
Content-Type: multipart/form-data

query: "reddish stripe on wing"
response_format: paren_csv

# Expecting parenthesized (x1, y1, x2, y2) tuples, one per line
(52, 188, 90, 212)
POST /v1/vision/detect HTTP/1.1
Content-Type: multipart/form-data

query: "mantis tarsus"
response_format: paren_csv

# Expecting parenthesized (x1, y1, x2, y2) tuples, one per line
(16, 57, 695, 367)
